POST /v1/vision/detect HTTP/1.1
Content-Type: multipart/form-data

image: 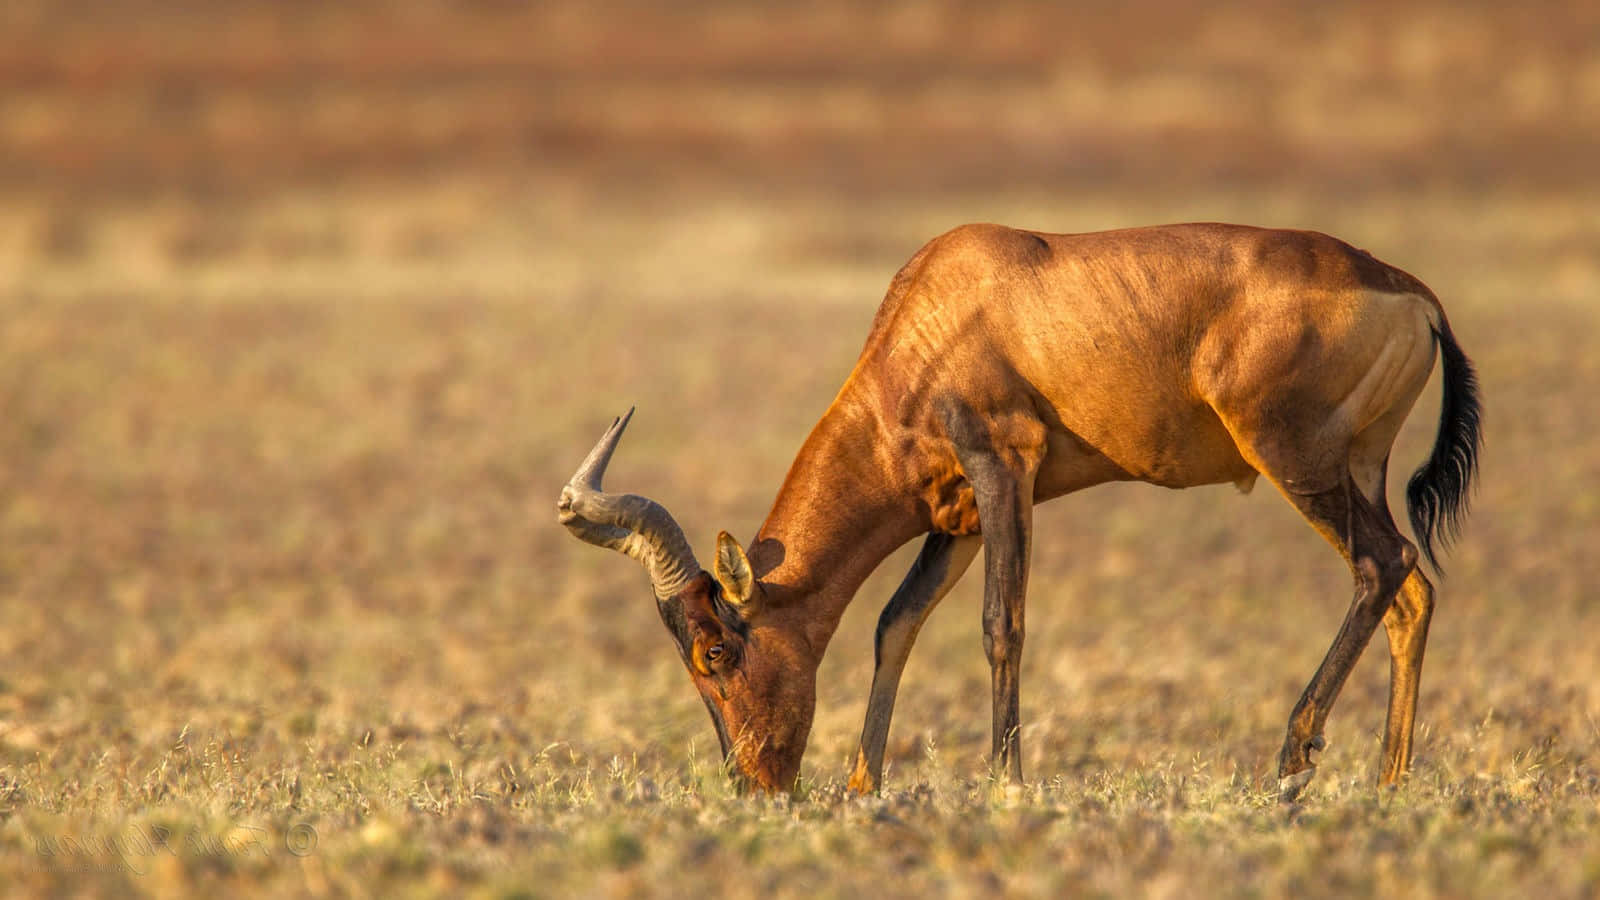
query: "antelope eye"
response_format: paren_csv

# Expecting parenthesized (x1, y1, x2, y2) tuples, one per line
(705, 643, 724, 663)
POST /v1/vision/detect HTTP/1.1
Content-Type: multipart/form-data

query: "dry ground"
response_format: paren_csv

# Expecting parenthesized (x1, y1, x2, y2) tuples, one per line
(2, 2, 1599, 898)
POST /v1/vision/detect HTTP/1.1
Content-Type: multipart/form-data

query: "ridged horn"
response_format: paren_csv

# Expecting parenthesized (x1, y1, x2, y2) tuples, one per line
(557, 408, 700, 600)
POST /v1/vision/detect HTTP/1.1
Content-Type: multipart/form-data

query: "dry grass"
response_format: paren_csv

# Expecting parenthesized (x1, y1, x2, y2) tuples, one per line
(3, 2, 1599, 898)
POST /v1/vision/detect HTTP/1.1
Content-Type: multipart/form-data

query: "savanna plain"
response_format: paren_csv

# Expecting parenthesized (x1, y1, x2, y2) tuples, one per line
(2, 2, 1599, 897)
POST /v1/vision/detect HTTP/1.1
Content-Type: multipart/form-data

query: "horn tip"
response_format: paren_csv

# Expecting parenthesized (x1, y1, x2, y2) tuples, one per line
(611, 406, 635, 437)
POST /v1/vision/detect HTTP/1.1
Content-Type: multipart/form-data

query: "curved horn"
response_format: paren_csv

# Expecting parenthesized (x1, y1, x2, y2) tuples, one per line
(557, 408, 700, 600)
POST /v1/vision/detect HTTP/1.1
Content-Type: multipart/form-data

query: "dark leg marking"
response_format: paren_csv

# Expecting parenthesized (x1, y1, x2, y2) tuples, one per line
(942, 400, 1036, 786)
(848, 532, 980, 793)
(1277, 474, 1417, 803)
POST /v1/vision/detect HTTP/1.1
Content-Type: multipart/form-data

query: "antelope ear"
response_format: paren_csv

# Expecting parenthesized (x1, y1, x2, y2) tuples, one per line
(713, 530, 757, 611)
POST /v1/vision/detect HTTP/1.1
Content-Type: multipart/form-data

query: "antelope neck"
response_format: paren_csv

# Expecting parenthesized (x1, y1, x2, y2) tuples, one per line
(747, 401, 923, 655)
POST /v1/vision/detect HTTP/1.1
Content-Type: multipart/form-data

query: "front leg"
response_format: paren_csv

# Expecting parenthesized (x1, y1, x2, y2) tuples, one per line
(848, 533, 981, 794)
(945, 404, 1042, 786)
(973, 468, 1033, 783)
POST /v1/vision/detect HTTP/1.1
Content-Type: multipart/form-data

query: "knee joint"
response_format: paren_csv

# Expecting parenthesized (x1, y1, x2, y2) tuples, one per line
(982, 620, 1023, 663)
(1357, 553, 1412, 612)
(1399, 541, 1419, 573)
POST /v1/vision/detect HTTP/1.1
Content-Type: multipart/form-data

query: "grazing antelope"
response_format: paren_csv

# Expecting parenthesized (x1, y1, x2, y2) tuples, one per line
(557, 222, 1481, 802)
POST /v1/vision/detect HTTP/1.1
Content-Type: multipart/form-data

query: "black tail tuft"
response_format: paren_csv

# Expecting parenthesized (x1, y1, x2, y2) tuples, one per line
(1406, 318, 1483, 575)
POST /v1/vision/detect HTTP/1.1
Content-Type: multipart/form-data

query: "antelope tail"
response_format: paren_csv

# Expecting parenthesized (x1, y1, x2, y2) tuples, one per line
(1405, 317, 1483, 574)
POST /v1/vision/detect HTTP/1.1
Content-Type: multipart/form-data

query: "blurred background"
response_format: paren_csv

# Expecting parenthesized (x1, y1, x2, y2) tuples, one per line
(6, 1, 1597, 297)
(2, 1, 1599, 892)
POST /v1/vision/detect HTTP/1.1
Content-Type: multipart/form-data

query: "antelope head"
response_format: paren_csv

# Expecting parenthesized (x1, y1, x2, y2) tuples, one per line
(556, 409, 817, 792)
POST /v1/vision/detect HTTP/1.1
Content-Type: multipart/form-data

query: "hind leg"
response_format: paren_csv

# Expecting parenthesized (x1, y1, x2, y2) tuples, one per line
(1264, 466, 1418, 803)
(1237, 324, 1437, 800)
(1379, 565, 1434, 784)
(1350, 455, 1436, 787)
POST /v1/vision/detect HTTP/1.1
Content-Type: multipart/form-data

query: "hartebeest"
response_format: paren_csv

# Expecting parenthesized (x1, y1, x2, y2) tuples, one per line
(557, 222, 1481, 802)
